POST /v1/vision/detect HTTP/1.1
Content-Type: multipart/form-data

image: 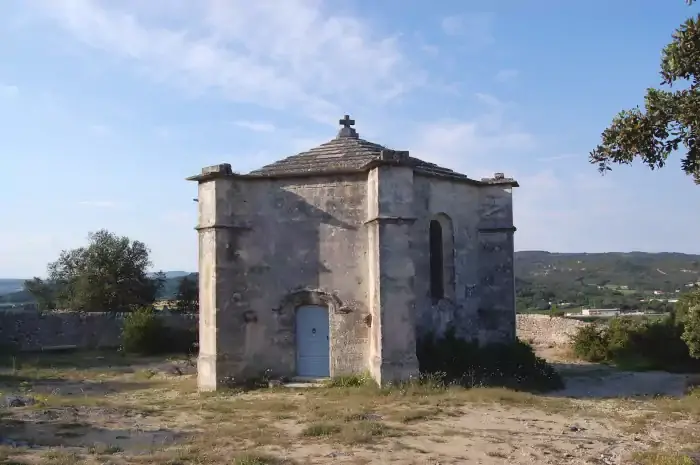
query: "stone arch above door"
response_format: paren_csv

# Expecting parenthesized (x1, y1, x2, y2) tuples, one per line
(273, 288, 349, 316)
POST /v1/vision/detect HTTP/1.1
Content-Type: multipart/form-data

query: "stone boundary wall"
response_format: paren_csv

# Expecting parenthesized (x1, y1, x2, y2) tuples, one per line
(0, 311, 198, 352)
(516, 314, 590, 347)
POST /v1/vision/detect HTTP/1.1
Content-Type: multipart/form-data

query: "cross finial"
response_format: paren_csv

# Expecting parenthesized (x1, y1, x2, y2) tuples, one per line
(339, 114, 355, 128)
(337, 114, 358, 138)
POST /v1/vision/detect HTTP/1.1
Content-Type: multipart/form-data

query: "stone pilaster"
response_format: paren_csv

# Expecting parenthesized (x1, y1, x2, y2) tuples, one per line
(476, 184, 517, 343)
(188, 164, 251, 391)
(366, 162, 420, 385)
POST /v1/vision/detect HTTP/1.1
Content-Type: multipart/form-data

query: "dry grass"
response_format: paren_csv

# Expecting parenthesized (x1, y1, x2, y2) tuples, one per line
(631, 450, 697, 465)
(1, 352, 700, 464)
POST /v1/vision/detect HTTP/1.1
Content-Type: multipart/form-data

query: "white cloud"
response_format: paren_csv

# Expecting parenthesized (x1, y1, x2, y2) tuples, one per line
(0, 83, 19, 98)
(404, 97, 637, 254)
(495, 68, 519, 83)
(410, 93, 535, 177)
(412, 121, 534, 178)
(29, 0, 420, 122)
(233, 120, 276, 133)
(513, 169, 629, 252)
(440, 13, 494, 47)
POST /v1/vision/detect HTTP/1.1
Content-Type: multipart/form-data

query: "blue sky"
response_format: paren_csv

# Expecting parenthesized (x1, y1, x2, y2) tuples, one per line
(1, 0, 699, 278)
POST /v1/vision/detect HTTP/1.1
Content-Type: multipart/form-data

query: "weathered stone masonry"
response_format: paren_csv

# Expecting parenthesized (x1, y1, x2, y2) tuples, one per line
(188, 116, 519, 391)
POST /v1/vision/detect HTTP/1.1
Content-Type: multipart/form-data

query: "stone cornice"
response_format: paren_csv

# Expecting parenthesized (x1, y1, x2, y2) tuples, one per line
(364, 216, 417, 225)
(195, 223, 252, 232)
(478, 226, 517, 233)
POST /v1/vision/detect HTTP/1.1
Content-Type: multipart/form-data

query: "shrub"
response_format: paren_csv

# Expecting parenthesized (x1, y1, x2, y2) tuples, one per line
(571, 324, 609, 362)
(121, 307, 197, 355)
(122, 307, 163, 355)
(674, 289, 700, 323)
(571, 316, 700, 372)
(416, 327, 564, 392)
(682, 305, 700, 359)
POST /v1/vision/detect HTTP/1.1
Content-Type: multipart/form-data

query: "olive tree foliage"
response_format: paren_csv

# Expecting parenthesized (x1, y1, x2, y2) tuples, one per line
(590, 0, 700, 183)
(682, 302, 700, 358)
(674, 288, 700, 322)
(25, 230, 165, 312)
(22, 277, 56, 310)
(672, 288, 700, 358)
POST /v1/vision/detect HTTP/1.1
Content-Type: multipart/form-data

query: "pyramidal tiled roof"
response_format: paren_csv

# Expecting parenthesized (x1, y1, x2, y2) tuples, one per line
(244, 116, 517, 186)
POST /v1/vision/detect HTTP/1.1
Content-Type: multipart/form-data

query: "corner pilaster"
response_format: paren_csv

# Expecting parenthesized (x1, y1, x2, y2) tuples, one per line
(188, 164, 251, 391)
(366, 165, 420, 385)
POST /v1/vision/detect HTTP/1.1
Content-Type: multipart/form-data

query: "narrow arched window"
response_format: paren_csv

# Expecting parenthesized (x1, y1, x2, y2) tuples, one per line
(429, 220, 444, 300)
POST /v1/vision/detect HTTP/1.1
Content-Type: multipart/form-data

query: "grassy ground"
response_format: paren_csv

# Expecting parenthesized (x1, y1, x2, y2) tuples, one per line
(0, 352, 699, 464)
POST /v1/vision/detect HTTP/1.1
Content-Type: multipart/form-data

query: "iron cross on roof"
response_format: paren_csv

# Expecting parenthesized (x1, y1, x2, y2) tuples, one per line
(339, 114, 355, 128)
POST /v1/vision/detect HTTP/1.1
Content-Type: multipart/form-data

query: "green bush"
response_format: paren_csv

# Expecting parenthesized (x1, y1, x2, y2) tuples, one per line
(121, 307, 197, 355)
(682, 305, 700, 358)
(674, 289, 700, 323)
(416, 327, 564, 392)
(122, 307, 163, 355)
(570, 324, 609, 362)
(571, 316, 700, 372)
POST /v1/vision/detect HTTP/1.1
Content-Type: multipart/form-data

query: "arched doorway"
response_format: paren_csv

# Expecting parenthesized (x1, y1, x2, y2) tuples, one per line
(295, 305, 330, 377)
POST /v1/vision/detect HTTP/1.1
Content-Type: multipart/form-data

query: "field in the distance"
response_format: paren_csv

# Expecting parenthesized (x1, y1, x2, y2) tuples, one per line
(0, 349, 699, 465)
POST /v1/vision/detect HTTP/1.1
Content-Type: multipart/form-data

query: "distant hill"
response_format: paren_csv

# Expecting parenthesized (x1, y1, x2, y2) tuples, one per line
(157, 271, 193, 279)
(515, 251, 700, 290)
(0, 279, 25, 296)
(158, 272, 197, 299)
(0, 272, 198, 305)
(515, 251, 700, 312)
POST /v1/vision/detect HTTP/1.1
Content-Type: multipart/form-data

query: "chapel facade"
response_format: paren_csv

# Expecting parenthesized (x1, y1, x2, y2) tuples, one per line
(187, 116, 518, 391)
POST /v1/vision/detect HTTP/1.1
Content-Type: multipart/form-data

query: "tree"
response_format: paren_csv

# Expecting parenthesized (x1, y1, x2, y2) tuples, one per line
(175, 275, 199, 313)
(590, 0, 700, 183)
(673, 288, 700, 322)
(23, 277, 56, 310)
(40, 230, 164, 312)
(682, 304, 700, 358)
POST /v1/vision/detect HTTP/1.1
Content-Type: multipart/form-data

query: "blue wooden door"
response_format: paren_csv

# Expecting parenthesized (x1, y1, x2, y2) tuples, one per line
(296, 305, 330, 377)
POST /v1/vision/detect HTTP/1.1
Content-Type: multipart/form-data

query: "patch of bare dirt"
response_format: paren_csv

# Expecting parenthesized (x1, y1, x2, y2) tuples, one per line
(517, 314, 696, 400)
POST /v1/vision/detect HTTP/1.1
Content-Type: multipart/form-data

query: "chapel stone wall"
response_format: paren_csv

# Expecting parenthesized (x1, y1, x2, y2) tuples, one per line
(412, 175, 482, 341)
(198, 170, 371, 388)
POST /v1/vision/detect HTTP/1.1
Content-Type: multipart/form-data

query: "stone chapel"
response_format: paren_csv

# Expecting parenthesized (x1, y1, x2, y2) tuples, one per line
(187, 116, 518, 391)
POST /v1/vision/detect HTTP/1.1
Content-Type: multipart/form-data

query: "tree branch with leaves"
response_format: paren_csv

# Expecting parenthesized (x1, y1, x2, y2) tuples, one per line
(591, 0, 700, 183)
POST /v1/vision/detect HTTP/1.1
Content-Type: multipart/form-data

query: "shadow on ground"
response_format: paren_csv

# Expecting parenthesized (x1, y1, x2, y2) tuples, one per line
(1, 414, 186, 452)
(550, 362, 692, 399)
(0, 373, 161, 397)
(0, 350, 193, 371)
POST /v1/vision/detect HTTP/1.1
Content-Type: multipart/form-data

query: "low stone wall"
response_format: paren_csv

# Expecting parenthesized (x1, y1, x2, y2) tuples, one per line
(0, 311, 198, 352)
(516, 314, 591, 348)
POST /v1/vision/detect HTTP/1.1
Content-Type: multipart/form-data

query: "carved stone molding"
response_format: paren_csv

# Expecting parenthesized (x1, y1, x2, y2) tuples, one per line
(272, 287, 347, 315)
